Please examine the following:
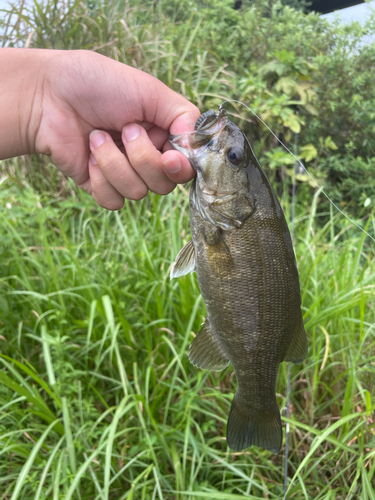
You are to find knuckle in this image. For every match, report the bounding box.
[106,199,124,211]
[131,148,150,167]
[154,183,175,196]
[92,192,124,211]
[91,177,124,210]
[92,192,107,209]
[129,185,148,201]
[99,154,122,174]
[91,174,106,193]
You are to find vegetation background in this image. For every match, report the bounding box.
[0,0,375,498]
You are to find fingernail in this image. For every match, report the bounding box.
[90,130,106,149]
[90,153,97,165]
[163,158,182,174]
[123,124,141,142]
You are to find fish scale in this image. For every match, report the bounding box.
[169,107,307,453]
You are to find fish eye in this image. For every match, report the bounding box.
[227,147,244,167]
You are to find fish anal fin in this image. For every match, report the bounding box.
[170,239,195,279]
[284,322,308,364]
[188,320,229,371]
[226,394,282,453]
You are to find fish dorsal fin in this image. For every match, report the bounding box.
[170,239,196,279]
[189,319,230,371]
[283,322,308,364]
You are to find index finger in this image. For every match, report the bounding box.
[168,108,199,135]
[154,100,199,184]
[161,148,195,185]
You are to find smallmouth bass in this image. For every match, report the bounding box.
[169,108,307,453]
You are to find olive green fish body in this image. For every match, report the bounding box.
[170,108,307,453]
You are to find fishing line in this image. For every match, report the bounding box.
[284,361,291,498]
[218,99,372,495]
[219,99,375,243]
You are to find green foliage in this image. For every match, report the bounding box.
[0,175,375,499]
[1,0,375,497]
[2,0,373,215]
[281,0,312,11]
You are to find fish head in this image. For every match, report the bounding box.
[169,108,249,187]
[169,108,254,229]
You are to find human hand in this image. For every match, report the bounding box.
[1,48,200,209]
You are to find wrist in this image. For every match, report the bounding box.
[0,48,53,159]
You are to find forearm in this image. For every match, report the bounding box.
[0,48,51,159]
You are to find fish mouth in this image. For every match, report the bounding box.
[194,108,226,132]
[169,107,228,162]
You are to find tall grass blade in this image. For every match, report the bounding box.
[10,420,61,500]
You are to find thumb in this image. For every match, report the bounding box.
[131,69,200,134]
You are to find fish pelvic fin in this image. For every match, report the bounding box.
[170,239,195,279]
[188,320,230,371]
[284,322,308,364]
[226,395,282,453]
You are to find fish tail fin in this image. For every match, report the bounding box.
[226,394,282,453]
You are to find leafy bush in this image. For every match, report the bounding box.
[1,0,374,221]
[1,1,375,498]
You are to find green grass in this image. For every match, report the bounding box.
[0,166,374,499]
[1,0,375,496]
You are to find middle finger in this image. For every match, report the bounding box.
[122,124,177,195]
[89,130,148,200]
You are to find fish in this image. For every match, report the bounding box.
[169,107,307,453]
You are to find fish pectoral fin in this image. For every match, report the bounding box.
[203,226,234,271]
[188,320,230,371]
[170,239,196,279]
[283,322,308,364]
